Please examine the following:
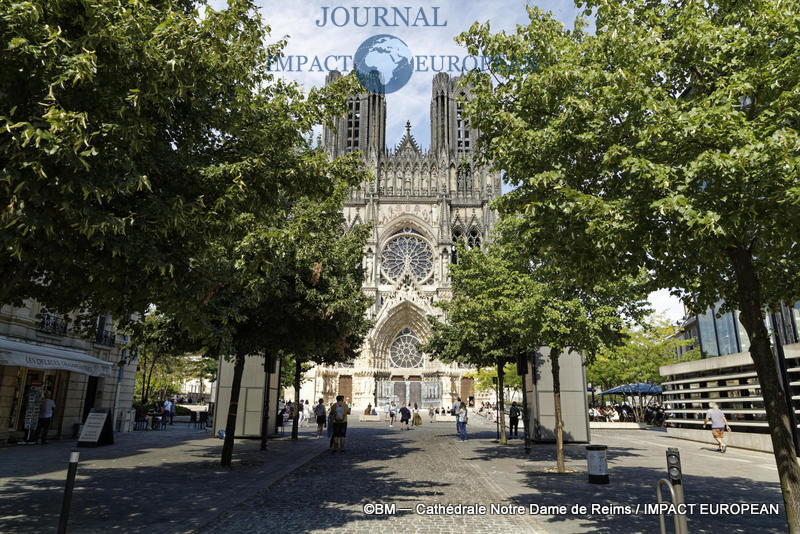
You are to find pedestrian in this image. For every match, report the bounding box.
[298,400,306,427]
[327,401,335,446]
[458,402,468,441]
[163,397,173,425]
[704,402,731,453]
[399,402,411,430]
[314,398,327,438]
[453,397,462,436]
[412,403,422,428]
[428,405,435,423]
[389,401,396,427]
[35,391,56,444]
[330,395,350,452]
[509,401,520,439]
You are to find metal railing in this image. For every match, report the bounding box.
[94,329,116,347]
[40,314,68,336]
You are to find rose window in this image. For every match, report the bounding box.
[389,328,424,368]
[381,228,434,283]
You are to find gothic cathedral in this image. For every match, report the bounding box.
[304,71,502,410]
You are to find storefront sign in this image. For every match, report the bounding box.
[0,337,114,378]
[78,409,114,447]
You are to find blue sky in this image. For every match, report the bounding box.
[207,0,687,323]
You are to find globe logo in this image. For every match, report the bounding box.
[353,34,413,94]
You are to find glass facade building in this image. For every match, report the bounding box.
[661,301,800,438]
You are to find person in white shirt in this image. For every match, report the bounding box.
[163,398,174,424]
[453,397,462,436]
[37,392,56,445]
[298,399,306,427]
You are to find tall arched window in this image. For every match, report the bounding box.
[451,227,463,264]
[467,228,481,249]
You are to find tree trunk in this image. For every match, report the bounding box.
[497,362,507,444]
[551,352,566,473]
[221,354,245,467]
[728,246,800,531]
[291,358,301,440]
[143,359,154,405]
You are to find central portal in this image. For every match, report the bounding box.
[377,379,440,408]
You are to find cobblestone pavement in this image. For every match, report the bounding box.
[200,418,546,534]
[0,422,329,534]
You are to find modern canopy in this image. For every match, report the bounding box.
[598,383,662,395]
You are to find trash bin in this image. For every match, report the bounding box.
[586,444,609,484]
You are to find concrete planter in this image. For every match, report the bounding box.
[590,422,648,430]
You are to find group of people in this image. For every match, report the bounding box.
[588,402,633,423]
[278,400,313,427]
[588,401,668,427]
[134,397,176,430]
[383,401,424,429]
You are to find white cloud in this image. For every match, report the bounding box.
[648,289,686,324]
[247,0,585,149]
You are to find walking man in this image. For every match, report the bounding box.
[453,397,462,436]
[509,401,520,439]
[36,391,56,444]
[704,402,731,452]
[330,395,350,452]
[399,403,411,430]
[457,402,468,441]
[163,397,174,425]
[298,400,306,427]
[314,398,327,438]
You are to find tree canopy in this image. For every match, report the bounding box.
[0,0,360,329]
[457,0,800,524]
[587,315,700,393]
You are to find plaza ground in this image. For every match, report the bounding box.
[0,415,786,533]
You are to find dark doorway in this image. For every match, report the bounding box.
[338,375,353,404]
[461,377,474,406]
[393,381,406,405]
[82,376,98,422]
[409,382,422,407]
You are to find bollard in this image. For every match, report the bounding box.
[665,448,689,534]
[57,448,80,534]
[586,444,609,484]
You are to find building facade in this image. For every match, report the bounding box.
[660,301,800,451]
[0,302,136,444]
[297,72,502,410]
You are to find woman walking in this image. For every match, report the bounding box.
[412,403,422,429]
[389,401,397,428]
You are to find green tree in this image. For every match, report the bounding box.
[124,312,195,406]
[423,244,537,445]
[467,364,523,404]
[458,1,800,524]
[180,185,370,465]
[587,316,700,421]
[0,0,351,327]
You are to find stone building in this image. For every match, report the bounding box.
[295,72,502,410]
[0,302,135,444]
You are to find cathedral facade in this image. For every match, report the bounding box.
[300,72,502,410]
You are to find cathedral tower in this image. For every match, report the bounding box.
[323,70,386,157]
[301,73,501,410]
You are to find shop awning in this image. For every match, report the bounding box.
[0,336,115,378]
